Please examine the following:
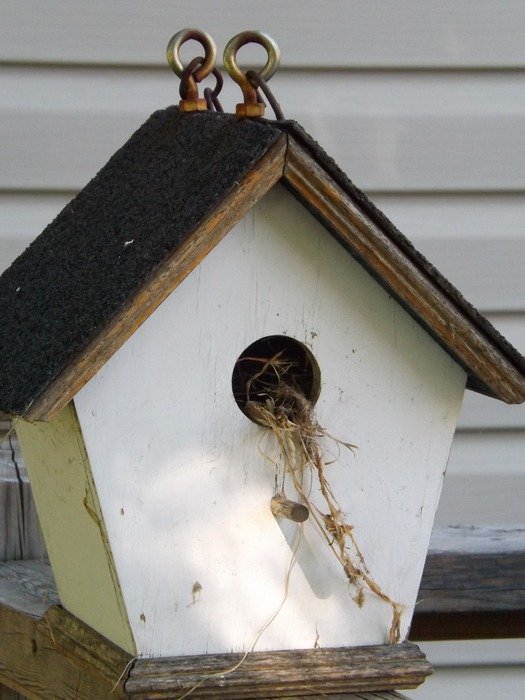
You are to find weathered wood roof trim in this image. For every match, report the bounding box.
[0,109,523,420]
[280,127,525,403]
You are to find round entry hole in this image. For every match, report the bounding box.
[232,335,321,422]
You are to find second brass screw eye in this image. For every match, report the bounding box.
[166,28,281,117]
[223,30,281,117]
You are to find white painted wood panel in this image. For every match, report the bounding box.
[2,1,524,68]
[2,68,524,191]
[74,185,465,656]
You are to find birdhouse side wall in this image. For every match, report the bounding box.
[73,184,467,657]
[15,403,136,653]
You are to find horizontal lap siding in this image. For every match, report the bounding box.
[2,69,525,191]
[2,0,524,67]
[1,4,523,525]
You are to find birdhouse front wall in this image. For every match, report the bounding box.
[64,184,466,657]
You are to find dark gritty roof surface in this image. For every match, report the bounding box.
[0,109,282,415]
[0,109,523,416]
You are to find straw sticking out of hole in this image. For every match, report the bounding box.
[232,335,320,422]
[234,338,405,644]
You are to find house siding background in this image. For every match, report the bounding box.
[1,1,523,696]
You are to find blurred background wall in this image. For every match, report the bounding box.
[1,2,524,697]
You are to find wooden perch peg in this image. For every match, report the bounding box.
[271,495,310,523]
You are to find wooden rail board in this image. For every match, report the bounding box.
[0,437,46,562]
[0,600,132,699]
[1,523,524,696]
[125,644,430,698]
[0,564,427,698]
[410,525,525,640]
[418,525,525,612]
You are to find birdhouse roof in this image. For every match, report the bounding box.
[0,108,523,419]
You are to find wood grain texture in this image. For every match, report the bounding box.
[0,602,132,699]
[412,526,525,640]
[2,0,524,68]
[0,437,46,562]
[283,139,525,404]
[125,643,431,698]
[4,532,523,623]
[417,526,525,614]
[270,496,310,523]
[22,136,286,422]
[0,562,407,698]
[0,560,58,618]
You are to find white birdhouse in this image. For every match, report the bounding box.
[1,31,523,698]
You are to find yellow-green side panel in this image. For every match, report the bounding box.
[16,402,136,654]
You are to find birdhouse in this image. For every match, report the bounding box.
[1,30,524,698]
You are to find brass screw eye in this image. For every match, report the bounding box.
[223,30,281,117]
[166,28,217,112]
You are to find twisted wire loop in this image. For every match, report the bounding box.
[223,31,281,117]
[203,67,224,112]
[246,69,285,121]
[166,28,219,112]
[178,56,205,101]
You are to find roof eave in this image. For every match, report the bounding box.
[282,136,525,404]
[19,128,525,422]
[22,134,287,422]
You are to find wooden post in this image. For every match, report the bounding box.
[270,495,310,523]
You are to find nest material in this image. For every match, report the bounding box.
[244,355,404,644]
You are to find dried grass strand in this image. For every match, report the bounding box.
[245,369,404,644]
[175,525,303,699]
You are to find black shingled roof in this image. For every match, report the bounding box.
[0,108,523,416]
[0,110,282,415]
